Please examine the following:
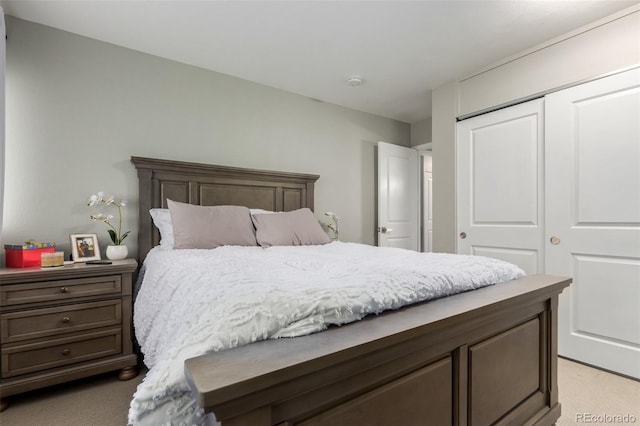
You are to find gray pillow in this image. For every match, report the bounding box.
[252,208,331,247]
[167,200,257,249]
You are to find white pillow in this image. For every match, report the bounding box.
[249,208,277,215]
[149,208,175,249]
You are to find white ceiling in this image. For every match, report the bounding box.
[2,0,637,123]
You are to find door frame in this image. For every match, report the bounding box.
[415,143,433,252]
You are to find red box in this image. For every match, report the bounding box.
[4,243,56,268]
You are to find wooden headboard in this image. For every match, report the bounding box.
[131,157,320,263]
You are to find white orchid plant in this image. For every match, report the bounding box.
[324,212,340,240]
[87,192,131,245]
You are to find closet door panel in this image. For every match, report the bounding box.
[574,86,640,224]
[546,67,640,379]
[456,99,544,275]
[471,118,538,224]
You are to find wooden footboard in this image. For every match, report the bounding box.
[185,275,571,426]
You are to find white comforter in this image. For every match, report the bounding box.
[129,242,525,425]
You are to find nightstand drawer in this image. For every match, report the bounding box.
[1,300,122,344]
[0,275,121,306]
[1,328,122,378]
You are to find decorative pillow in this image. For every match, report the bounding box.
[252,208,331,247]
[167,200,257,249]
[149,208,175,249]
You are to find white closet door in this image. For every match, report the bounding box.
[546,68,640,379]
[457,99,544,274]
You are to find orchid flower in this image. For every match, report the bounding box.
[87,192,131,245]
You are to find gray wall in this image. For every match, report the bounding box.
[431,7,639,253]
[410,117,431,147]
[3,17,410,261]
[431,82,457,254]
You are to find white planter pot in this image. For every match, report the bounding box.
[106,245,128,260]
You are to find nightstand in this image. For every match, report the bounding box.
[0,258,138,411]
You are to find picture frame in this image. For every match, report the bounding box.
[70,233,101,262]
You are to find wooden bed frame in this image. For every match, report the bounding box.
[132,156,571,426]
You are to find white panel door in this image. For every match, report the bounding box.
[377,142,418,250]
[457,99,544,274]
[546,68,640,378]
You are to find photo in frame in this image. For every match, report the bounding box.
[70,233,101,262]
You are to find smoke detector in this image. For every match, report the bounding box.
[347,75,363,86]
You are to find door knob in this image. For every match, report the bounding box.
[377,226,392,234]
[550,236,561,245]
[459,232,467,239]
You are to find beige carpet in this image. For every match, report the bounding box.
[1,358,638,425]
[0,368,144,426]
[556,358,640,425]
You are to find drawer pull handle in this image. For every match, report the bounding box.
[62,349,70,356]
[60,287,69,293]
[61,317,70,323]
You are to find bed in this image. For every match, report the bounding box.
[130,156,571,426]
